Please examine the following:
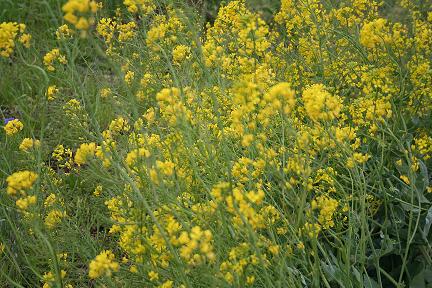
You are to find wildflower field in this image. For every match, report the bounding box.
[1,0,432,287]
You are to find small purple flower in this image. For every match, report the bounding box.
[3,118,15,125]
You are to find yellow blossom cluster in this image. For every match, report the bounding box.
[3,119,23,136]
[0,22,31,57]
[311,195,339,229]
[62,0,102,32]
[88,250,119,279]
[3,0,432,287]
[74,142,97,165]
[19,138,41,152]
[97,17,137,54]
[43,48,67,71]
[177,226,215,265]
[5,171,38,212]
[172,45,191,65]
[15,195,37,210]
[123,0,155,15]
[302,84,342,122]
[45,209,67,229]
[46,85,59,101]
[52,144,74,172]
[56,24,74,39]
[6,171,38,196]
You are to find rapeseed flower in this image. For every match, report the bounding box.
[4,119,23,135]
[19,138,41,151]
[302,84,342,121]
[75,142,97,165]
[43,48,67,71]
[6,171,38,196]
[88,250,119,279]
[0,22,31,57]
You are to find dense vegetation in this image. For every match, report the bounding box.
[1,0,432,287]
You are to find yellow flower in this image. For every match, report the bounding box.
[302,222,322,238]
[45,209,67,229]
[15,195,37,210]
[172,45,191,64]
[159,280,173,288]
[0,22,30,57]
[360,18,390,49]
[43,270,67,288]
[312,195,339,229]
[268,245,280,255]
[264,82,296,115]
[124,0,155,15]
[46,85,59,101]
[302,84,342,121]
[6,171,38,196]
[241,134,254,147]
[19,33,31,48]
[4,119,23,136]
[62,0,102,32]
[400,175,410,185]
[100,88,111,98]
[44,193,57,207]
[43,48,67,71]
[75,142,97,165]
[75,17,90,30]
[88,250,119,279]
[246,275,255,285]
[148,271,159,281]
[125,148,151,169]
[109,116,130,134]
[19,138,41,151]
[118,22,137,42]
[52,144,74,171]
[94,185,103,196]
[347,152,371,168]
[178,226,215,265]
[296,242,305,250]
[63,99,82,117]
[56,24,73,39]
[155,160,175,176]
[124,71,135,85]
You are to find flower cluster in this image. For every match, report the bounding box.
[6,171,38,196]
[19,138,41,152]
[2,0,432,287]
[88,250,120,279]
[0,22,31,57]
[3,119,23,136]
[62,0,102,33]
[43,48,67,71]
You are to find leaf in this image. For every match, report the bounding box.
[352,267,362,284]
[423,207,432,239]
[424,268,432,283]
[363,274,380,288]
[401,202,421,213]
[321,261,344,284]
[416,160,430,196]
[411,270,426,288]
[321,262,338,280]
[379,236,396,256]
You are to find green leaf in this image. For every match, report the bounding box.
[363,274,380,288]
[423,207,432,239]
[416,160,430,196]
[411,270,426,288]
[424,268,432,283]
